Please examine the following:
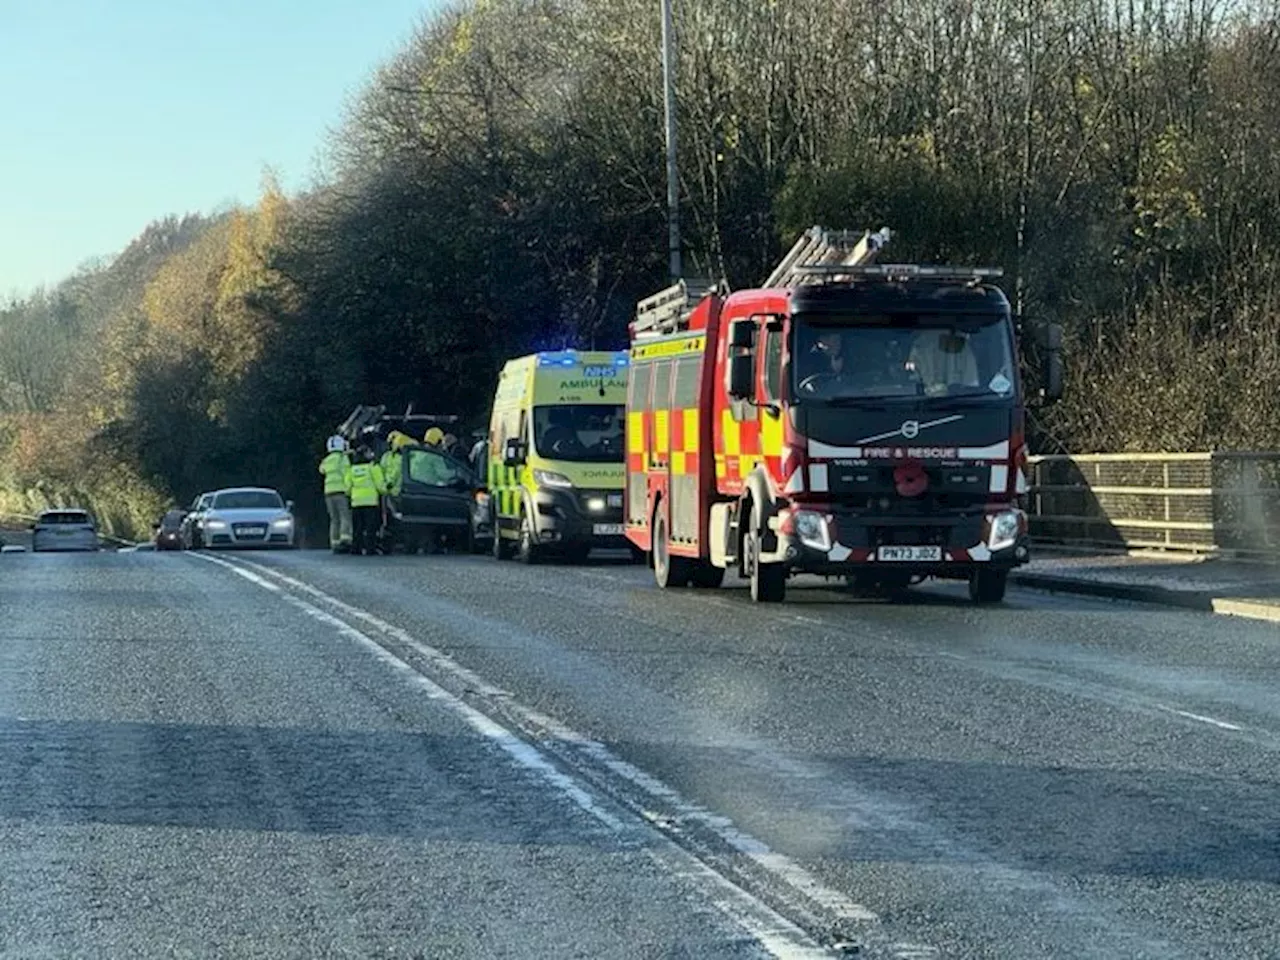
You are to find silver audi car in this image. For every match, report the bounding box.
[31,509,100,552]
[199,487,297,549]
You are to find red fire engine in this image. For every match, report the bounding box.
[624,226,1063,603]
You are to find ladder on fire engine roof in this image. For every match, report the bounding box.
[764,225,893,288]
[768,225,1004,286]
[631,227,897,341]
[632,276,725,341]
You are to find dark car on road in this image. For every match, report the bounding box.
[154,509,186,551]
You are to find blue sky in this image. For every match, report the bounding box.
[1,0,437,297]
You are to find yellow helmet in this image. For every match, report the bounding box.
[424,427,445,446]
[388,430,412,450]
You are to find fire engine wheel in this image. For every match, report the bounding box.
[518,512,542,565]
[968,569,1008,604]
[746,510,786,603]
[652,511,691,588]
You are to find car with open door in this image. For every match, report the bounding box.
[383,442,478,554]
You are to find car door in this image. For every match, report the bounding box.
[399,447,474,526]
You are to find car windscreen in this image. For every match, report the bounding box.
[405,448,472,488]
[212,491,284,510]
[39,512,92,525]
[532,404,625,462]
[792,314,1016,405]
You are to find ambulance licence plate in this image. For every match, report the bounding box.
[877,546,941,562]
[593,523,624,536]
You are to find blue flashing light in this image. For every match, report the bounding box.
[560,357,575,366]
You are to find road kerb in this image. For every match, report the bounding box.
[1210,597,1280,623]
[1011,571,1280,624]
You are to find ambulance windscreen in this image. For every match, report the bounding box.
[532,405,625,462]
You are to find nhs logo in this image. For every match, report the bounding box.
[582,365,616,378]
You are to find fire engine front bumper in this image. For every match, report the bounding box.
[761,506,1032,577]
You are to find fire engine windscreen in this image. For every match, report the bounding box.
[793,315,1015,404]
[533,405,625,462]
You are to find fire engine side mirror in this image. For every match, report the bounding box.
[504,438,527,467]
[728,353,755,400]
[728,318,756,349]
[1041,322,1064,403]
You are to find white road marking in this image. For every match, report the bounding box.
[215,556,891,933]
[1157,705,1243,731]
[193,552,848,959]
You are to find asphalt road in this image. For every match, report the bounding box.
[3,548,1278,959]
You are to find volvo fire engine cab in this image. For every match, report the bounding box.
[624,226,1064,603]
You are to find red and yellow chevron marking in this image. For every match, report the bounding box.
[714,408,784,487]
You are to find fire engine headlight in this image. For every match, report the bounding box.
[987,510,1023,551]
[794,510,832,552]
[533,469,574,489]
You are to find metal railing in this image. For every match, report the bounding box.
[1027,452,1280,559]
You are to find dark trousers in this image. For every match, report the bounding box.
[352,506,381,554]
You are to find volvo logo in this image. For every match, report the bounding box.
[855,414,965,445]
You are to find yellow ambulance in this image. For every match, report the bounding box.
[487,350,629,563]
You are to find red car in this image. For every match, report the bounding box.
[153,509,187,551]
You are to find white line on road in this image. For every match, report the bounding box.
[213,556,896,937]
[193,552,851,960]
[1157,705,1244,731]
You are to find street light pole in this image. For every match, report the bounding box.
[660,0,681,281]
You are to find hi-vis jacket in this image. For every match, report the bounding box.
[319,451,351,495]
[345,462,387,508]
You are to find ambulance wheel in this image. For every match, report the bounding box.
[493,529,515,561]
[746,508,786,603]
[969,569,1008,604]
[518,512,542,565]
[652,511,691,588]
[690,564,725,589]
